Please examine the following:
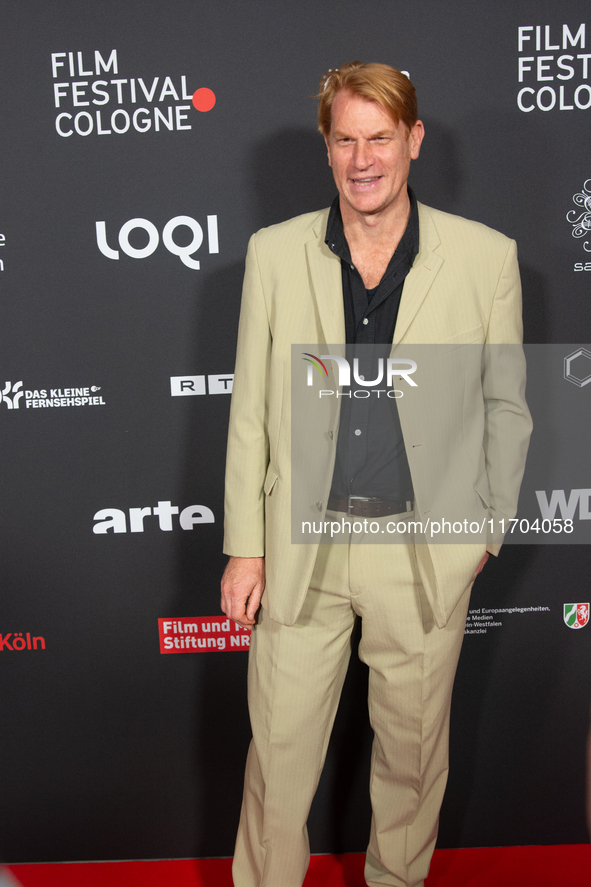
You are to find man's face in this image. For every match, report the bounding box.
[324,89,424,220]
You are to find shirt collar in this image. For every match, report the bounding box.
[325,186,419,264]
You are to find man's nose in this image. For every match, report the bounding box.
[353,141,372,168]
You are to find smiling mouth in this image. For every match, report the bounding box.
[351,176,382,187]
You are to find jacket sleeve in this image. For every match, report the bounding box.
[223,233,272,557]
[482,238,533,553]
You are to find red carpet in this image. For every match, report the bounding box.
[6,844,591,886]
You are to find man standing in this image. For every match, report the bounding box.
[221,62,531,887]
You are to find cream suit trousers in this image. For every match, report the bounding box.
[232,527,472,887]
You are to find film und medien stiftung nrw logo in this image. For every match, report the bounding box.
[0,381,105,411]
[51,48,215,138]
[563,603,589,629]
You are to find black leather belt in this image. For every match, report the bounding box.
[327,495,413,518]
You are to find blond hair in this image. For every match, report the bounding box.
[317,61,417,137]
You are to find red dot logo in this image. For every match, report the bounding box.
[192,88,216,112]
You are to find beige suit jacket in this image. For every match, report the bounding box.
[223,202,532,628]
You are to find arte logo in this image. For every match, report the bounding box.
[302,352,417,398]
[0,632,46,651]
[51,49,216,138]
[517,23,590,113]
[564,348,591,386]
[1,381,105,411]
[158,617,250,653]
[96,215,218,270]
[93,500,214,533]
[563,602,589,628]
[170,374,233,396]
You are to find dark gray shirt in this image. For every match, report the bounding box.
[326,188,418,500]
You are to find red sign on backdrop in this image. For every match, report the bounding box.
[158,616,251,654]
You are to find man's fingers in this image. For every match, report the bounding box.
[475,552,490,575]
[220,556,265,627]
[245,584,264,622]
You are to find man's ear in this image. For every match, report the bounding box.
[324,135,332,168]
[410,120,425,160]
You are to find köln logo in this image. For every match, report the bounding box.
[563,602,589,629]
[567,179,591,252]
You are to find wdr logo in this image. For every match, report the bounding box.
[0,381,24,409]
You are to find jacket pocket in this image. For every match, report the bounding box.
[440,324,484,345]
[474,471,490,508]
[263,464,279,496]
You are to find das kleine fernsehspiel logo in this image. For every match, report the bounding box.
[0,381,105,411]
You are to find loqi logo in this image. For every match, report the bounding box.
[563,603,589,629]
[0,632,46,651]
[96,215,218,269]
[158,617,250,653]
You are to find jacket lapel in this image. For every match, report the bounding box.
[304,203,444,346]
[305,210,346,344]
[393,202,444,344]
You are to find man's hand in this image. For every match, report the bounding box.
[475,552,490,575]
[221,556,265,628]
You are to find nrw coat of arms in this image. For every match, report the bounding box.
[563,603,590,629]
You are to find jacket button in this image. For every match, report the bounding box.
[316,502,323,511]
[328,430,333,439]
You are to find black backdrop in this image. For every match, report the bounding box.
[1,0,590,863]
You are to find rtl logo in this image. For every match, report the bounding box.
[170,374,233,396]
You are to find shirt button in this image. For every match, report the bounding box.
[354,429,362,436]
[362,318,369,325]
[350,264,354,270]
